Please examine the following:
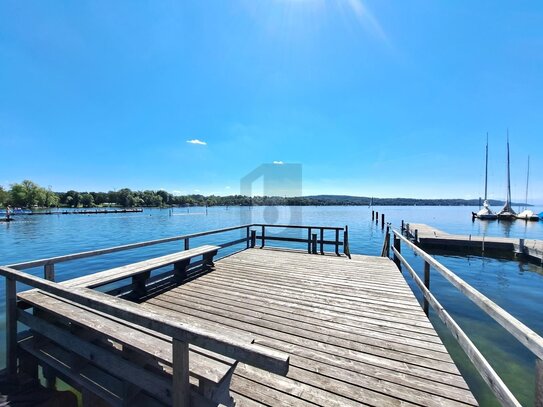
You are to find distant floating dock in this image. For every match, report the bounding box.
[404,222,543,264]
[23,208,143,216]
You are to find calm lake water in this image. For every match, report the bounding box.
[1,205,543,406]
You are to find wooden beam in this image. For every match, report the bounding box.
[536,358,543,407]
[394,229,543,361]
[0,265,289,375]
[172,339,190,407]
[392,246,521,407]
[5,277,16,374]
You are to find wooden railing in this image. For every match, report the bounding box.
[250,224,351,258]
[383,228,543,407]
[0,265,289,407]
[8,223,351,282]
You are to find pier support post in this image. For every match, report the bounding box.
[401,220,404,234]
[372,210,374,221]
[250,230,256,248]
[536,358,543,407]
[261,226,265,248]
[335,229,340,256]
[423,261,430,316]
[414,229,418,243]
[172,339,190,407]
[307,228,312,254]
[246,226,250,249]
[381,214,385,229]
[311,233,317,254]
[44,263,55,281]
[184,238,190,251]
[393,235,401,271]
[5,277,17,375]
[320,228,324,255]
[343,226,351,259]
[375,212,379,224]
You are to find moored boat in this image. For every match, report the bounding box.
[473,134,497,220]
[497,134,517,221]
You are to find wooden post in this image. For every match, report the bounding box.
[246,226,250,249]
[393,235,401,270]
[320,228,324,255]
[371,210,374,221]
[311,233,317,254]
[375,211,379,224]
[423,261,430,316]
[536,358,543,407]
[250,230,256,248]
[384,225,390,258]
[381,213,385,229]
[6,277,17,375]
[44,263,55,281]
[414,229,419,243]
[401,220,405,233]
[307,228,312,254]
[184,238,189,251]
[343,225,351,259]
[172,339,190,407]
[335,229,340,256]
[260,225,265,248]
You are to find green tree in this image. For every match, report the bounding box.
[44,188,60,207]
[80,193,95,208]
[0,186,9,206]
[10,180,45,207]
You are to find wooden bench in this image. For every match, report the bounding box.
[61,245,220,294]
[16,245,242,406]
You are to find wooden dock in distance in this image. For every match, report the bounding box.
[143,248,477,406]
[406,222,543,264]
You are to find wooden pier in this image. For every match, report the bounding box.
[404,223,543,264]
[2,223,542,406]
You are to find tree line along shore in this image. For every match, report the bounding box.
[0,180,525,209]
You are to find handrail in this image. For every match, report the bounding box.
[0,265,290,374]
[390,228,543,406]
[8,224,252,271]
[7,223,351,276]
[393,229,543,360]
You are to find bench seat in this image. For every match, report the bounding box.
[18,290,237,406]
[61,245,220,289]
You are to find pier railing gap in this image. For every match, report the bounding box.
[381,228,543,407]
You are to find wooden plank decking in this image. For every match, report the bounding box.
[142,248,477,406]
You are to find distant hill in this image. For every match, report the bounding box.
[304,195,529,207]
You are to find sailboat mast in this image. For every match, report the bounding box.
[484,133,489,201]
[506,131,512,208]
[524,156,530,209]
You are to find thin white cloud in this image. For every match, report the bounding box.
[187,139,207,145]
[273,161,284,165]
[225,186,231,189]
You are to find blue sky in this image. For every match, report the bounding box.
[1,1,542,201]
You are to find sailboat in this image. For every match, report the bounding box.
[515,156,539,221]
[497,134,517,220]
[472,134,497,220]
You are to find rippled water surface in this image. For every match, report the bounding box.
[1,205,543,405]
